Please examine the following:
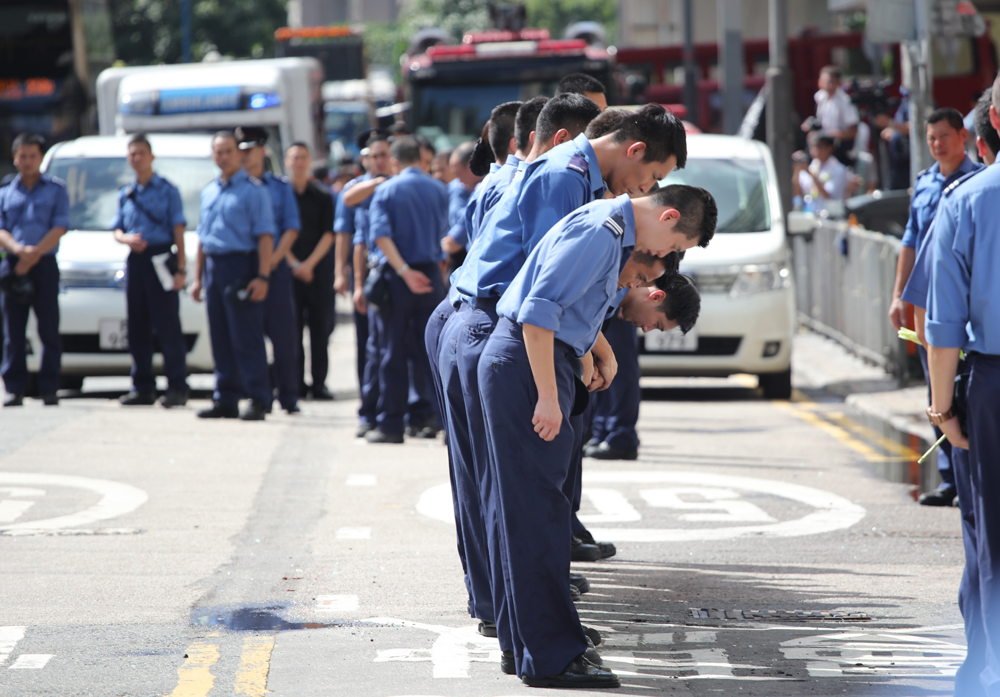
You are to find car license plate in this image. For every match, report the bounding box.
[644,327,698,352]
[99,319,128,350]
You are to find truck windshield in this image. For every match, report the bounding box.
[660,158,771,233]
[414,83,530,149]
[45,157,219,231]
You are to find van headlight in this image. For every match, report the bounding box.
[729,262,791,297]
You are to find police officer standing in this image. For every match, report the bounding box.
[0,132,69,407]
[190,131,276,421]
[237,127,302,414]
[112,134,190,408]
[365,136,449,443]
[285,142,335,400]
[889,108,980,506]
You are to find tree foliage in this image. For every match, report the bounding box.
[108,0,288,65]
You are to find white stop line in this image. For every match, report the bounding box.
[0,473,148,533]
[417,471,865,542]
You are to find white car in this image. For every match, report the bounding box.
[639,134,795,399]
[27,134,220,389]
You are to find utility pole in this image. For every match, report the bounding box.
[907,0,933,183]
[766,0,793,219]
[718,0,744,135]
[682,0,698,126]
[181,0,192,63]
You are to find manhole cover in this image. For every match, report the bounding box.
[691,608,872,621]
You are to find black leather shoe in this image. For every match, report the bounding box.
[416,425,439,439]
[478,621,497,638]
[365,429,404,444]
[159,390,188,408]
[585,441,638,461]
[569,573,590,594]
[570,584,581,602]
[311,385,334,401]
[584,645,603,666]
[356,422,375,438]
[571,535,602,562]
[41,392,59,406]
[119,391,156,406]
[576,529,617,559]
[197,402,239,419]
[919,485,958,507]
[239,399,268,421]
[521,654,620,689]
[501,649,515,675]
[284,403,301,414]
[3,393,24,407]
[582,625,602,646]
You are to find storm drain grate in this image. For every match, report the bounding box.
[690,608,872,621]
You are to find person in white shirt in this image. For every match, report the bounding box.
[793,131,848,215]
[805,65,859,165]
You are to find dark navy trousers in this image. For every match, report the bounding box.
[590,316,641,451]
[125,245,188,394]
[372,264,443,435]
[263,261,300,410]
[0,254,60,394]
[964,353,1000,695]
[479,318,588,678]
[569,398,597,537]
[204,252,272,407]
[359,304,381,426]
[919,345,956,490]
[293,256,331,392]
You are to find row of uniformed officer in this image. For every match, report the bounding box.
[911,79,1000,696]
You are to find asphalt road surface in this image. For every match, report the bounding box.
[0,327,965,697]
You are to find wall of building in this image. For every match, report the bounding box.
[287,0,400,26]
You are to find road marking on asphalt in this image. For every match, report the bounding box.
[578,489,640,523]
[336,527,372,539]
[0,473,148,533]
[777,401,920,463]
[168,639,220,697]
[7,654,53,670]
[368,618,500,678]
[0,627,26,666]
[234,636,275,696]
[0,487,44,523]
[316,595,359,613]
[346,474,377,486]
[418,472,865,541]
[780,626,966,677]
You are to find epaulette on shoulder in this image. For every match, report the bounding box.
[944,167,986,197]
[916,167,931,180]
[566,153,588,176]
[247,174,263,186]
[603,212,625,237]
[45,174,67,187]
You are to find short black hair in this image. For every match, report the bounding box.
[556,73,606,97]
[927,107,966,133]
[585,109,628,139]
[975,90,1000,157]
[648,184,717,248]
[820,65,842,80]
[287,141,310,154]
[535,93,601,145]
[11,132,45,157]
[808,130,835,148]
[312,165,329,180]
[611,104,687,168]
[655,273,700,334]
[489,101,522,161]
[127,133,152,152]
[514,96,548,153]
[414,134,435,155]
[389,122,411,136]
[390,136,421,165]
[453,141,477,168]
[469,122,494,176]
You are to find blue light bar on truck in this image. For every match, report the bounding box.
[249,92,281,109]
[159,86,241,114]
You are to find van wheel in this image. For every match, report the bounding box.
[759,369,792,400]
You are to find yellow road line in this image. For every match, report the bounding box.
[235,635,276,696]
[775,401,884,459]
[167,639,220,697]
[825,411,921,459]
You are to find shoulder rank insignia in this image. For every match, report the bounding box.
[944,167,986,197]
[248,174,263,185]
[603,212,626,237]
[566,153,588,176]
[915,167,931,180]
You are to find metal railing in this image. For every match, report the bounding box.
[790,216,909,381]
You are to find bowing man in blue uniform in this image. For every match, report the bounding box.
[889,107,979,506]
[0,132,69,407]
[479,186,716,687]
[237,127,303,414]
[190,131,276,421]
[924,81,1000,696]
[440,141,483,260]
[112,134,189,408]
[364,136,449,443]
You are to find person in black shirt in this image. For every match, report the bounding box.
[285,142,336,400]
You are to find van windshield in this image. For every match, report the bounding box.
[45,157,219,231]
[660,158,771,233]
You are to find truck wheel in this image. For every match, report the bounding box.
[758,369,792,400]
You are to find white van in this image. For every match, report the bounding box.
[639,134,796,399]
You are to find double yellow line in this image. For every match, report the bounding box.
[166,634,275,697]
